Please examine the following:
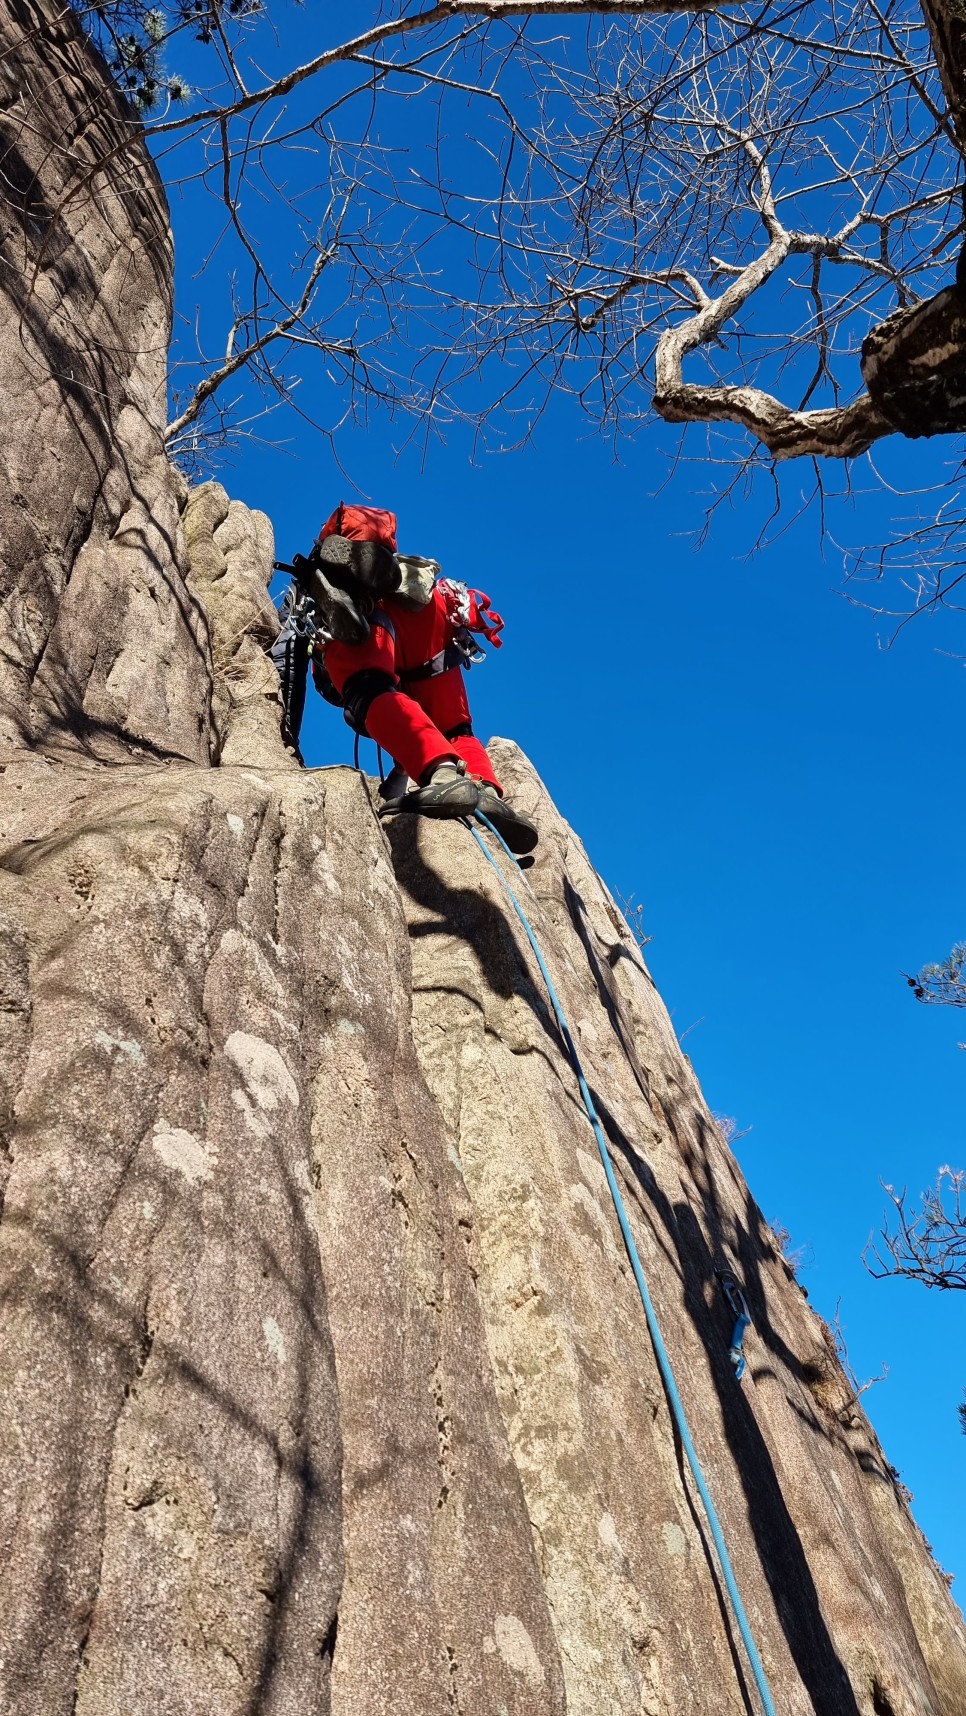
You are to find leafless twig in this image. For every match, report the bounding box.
[865,1168,966,1290]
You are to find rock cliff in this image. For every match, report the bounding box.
[2,3,966,1714]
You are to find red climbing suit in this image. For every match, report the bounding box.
[323,586,503,790]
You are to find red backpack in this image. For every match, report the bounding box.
[319,503,397,553]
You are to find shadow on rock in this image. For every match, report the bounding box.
[592,1085,863,1716]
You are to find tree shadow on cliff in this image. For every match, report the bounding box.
[559,873,653,1104]
[17,436,209,764]
[658,1094,895,1487]
[589,1085,863,1716]
[0,4,171,401]
[0,1117,341,1713]
[0,754,341,1708]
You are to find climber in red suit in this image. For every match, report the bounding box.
[311,505,538,856]
[325,591,497,783]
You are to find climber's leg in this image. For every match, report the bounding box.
[416,674,538,854]
[446,728,503,791]
[327,629,458,785]
[416,671,502,791]
[378,759,411,802]
[343,682,480,816]
[327,639,477,816]
[359,684,459,786]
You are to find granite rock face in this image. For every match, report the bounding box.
[182,482,288,770]
[0,754,344,1716]
[392,756,966,1716]
[2,3,966,1715]
[0,0,210,764]
[0,752,565,1716]
[4,730,966,1716]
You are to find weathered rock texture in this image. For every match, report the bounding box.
[2,3,966,1715]
[182,481,289,769]
[0,0,209,763]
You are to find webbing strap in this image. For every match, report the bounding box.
[398,642,464,685]
[468,812,778,1716]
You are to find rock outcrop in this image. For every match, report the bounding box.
[0,0,209,764]
[2,3,966,1715]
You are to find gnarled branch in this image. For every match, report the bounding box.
[651,135,897,459]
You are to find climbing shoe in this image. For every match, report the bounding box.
[317,533,401,596]
[305,564,370,646]
[395,554,439,610]
[378,762,411,805]
[475,784,539,855]
[385,759,481,820]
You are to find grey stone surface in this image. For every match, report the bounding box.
[0,757,564,1716]
[0,757,344,1715]
[1,4,966,1714]
[182,483,289,770]
[391,746,966,1716]
[0,0,210,765]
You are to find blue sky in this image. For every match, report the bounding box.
[149,2,965,1590]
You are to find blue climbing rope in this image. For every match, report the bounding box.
[469,811,778,1716]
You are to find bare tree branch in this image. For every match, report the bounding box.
[55,0,964,569]
[164,242,336,442]
[143,0,738,142]
[650,136,896,456]
[865,1170,966,1291]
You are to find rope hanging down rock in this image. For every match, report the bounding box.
[469,810,778,1716]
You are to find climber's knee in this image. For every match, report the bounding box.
[341,668,397,735]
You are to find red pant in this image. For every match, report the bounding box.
[324,591,501,790]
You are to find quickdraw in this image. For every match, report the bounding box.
[718,1272,752,1382]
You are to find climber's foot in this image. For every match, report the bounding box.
[377,761,411,799]
[307,566,369,644]
[396,759,481,819]
[475,784,539,855]
[318,533,400,596]
[375,768,410,813]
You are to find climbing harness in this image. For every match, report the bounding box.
[398,637,486,685]
[362,599,491,683]
[718,1273,752,1383]
[468,810,778,1716]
